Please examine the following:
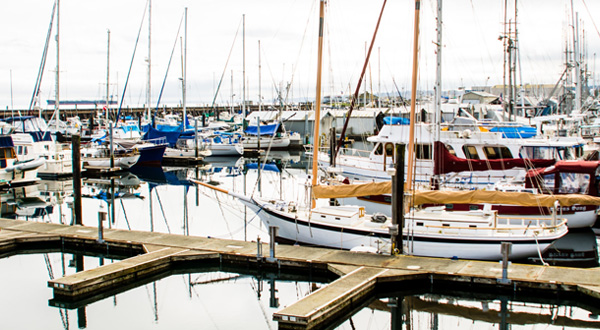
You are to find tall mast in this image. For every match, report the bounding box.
[572,5,581,112]
[258,40,262,112]
[405,0,421,191]
[147,0,152,121]
[311,0,326,208]
[434,0,442,144]
[431,0,442,189]
[55,0,60,122]
[502,0,508,121]
[106,29,110,121]
[242,14,246,120]
[183,7,188,127]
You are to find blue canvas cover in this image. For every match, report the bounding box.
[488,126,537,139]
[142,126,183,147]
[244,123,280,136]
[383,117,410,125]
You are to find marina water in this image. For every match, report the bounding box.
[1,152,599,329]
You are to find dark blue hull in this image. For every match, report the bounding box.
[133,144,167,167]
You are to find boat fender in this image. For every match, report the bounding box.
[370,213,387,223]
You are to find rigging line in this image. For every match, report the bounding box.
[213,191,235,239]
[155,11,185,111]
[281,0,317,108]
[581,0,600,41]
[116,0,149,123]
[29,0,57,111]
[155,190,172,234]
[336,0,388,158]
[120,199,131,230]
[209,18,243,111]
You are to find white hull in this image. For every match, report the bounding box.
[243,136,290,149]
[206,143,243,156]
[238,195,567,261]
[164,147,211,158]
[338,196,597,229]
[83,155,140,169]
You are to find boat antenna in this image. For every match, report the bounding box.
[335,0,387,159]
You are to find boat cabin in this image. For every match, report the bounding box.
[525,160,600,196]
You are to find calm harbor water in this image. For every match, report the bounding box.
[1,152,600,329]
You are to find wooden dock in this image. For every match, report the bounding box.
[1,218,600,329]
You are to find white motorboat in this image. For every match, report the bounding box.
[81,144,140,169]
[321,123,585,188]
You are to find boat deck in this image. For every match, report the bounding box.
[0,218,599,329]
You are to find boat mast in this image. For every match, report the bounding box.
[432,0,442,188]
[434,0,442,147]
[258,40,262,112]
[405,0,421,191]
[242,14,246,120]
[146,0,152,121]
[55,0,60,123]
[311,0,326,208]
[106,29,110,121]
[571,0,581,113]
[182,7,187,128]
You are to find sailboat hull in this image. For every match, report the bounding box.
[241,197,566,261]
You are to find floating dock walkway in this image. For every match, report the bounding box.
[1,218,600,329]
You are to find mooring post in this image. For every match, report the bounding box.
[257,120,261,150]
[390,143,405,254]
[268,226,278,262]
[97,203,107,243]
[194,119,199,158]
[499,242,512,284]
[71,134,82,226]
[257,236,263,260]
[109,122,114,169]
[329,126,336,167]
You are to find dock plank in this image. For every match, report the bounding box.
[274,266,388,326]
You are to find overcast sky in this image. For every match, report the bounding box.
[1,0,599,110]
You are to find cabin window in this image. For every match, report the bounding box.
[519,146,553,160]
[416,222,423,226]
[17,146,23,155]
[555,147,575,160]
[0,148,14,159]
[462,145,480,160]
[483,146,512,159]
[558,173,590,194]
[415,143,432,160]
[445,145,456,156]
[373,143,384,155]
[385,143,395,160]
[542,174,556,193]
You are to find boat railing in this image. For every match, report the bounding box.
[410,215,566,236]
[338,147,371,158]
[145,136,168,145]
